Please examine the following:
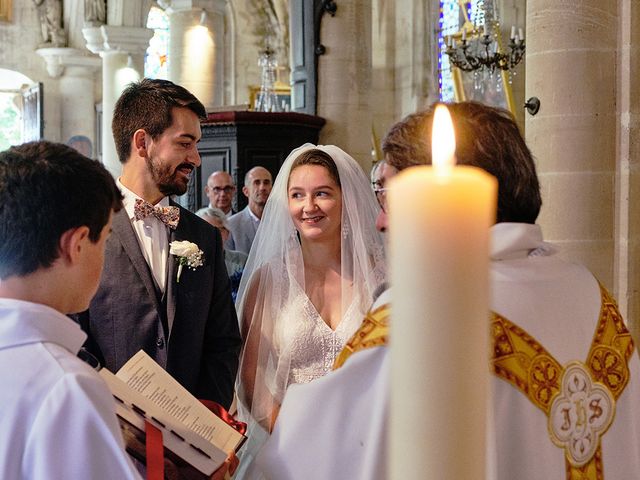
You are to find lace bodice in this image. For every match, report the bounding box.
[275,292,364,388]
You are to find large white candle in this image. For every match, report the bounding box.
[388,105,497,479]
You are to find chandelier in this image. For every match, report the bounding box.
[444,1,525,75]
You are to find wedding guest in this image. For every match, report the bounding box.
[75,78,241,408]
[0,141,142,479]
[255,101,640,479]
[196,206,248,302]
[227,166,273,254]
[205,171,236,217]
[370,158,386,191]
[234,144,386,479]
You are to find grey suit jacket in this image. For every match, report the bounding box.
[76,204,241,408]
[226,206,259,255]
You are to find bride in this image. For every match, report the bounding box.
[234,144,386,478]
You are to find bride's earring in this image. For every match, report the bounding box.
[342,222,349,239]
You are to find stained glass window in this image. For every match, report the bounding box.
[438,1,483,102]
[144,6,169,79]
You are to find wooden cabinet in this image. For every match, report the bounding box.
[180,111,325,212]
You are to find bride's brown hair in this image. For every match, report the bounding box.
[289,148,342,188]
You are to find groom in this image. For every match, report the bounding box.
[76,78,241,408]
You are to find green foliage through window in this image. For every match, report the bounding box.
[0,94,21,152]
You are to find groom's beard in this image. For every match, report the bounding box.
[146,155,193,197]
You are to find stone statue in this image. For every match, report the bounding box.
[84,0,106,26]
[33,0,66,47]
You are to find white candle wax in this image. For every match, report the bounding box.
[388,106,497,480]
[519,28,525,41]
[510,25,516,39]
[462,29,466,41]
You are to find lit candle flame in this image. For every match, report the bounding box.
[431,104,456,176]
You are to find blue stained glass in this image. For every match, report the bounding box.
[144,6,169,79]
[438,1,482,102]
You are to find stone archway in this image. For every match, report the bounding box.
[0,69,38,151]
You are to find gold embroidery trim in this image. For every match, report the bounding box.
[333,303,389,370]
[490,283,633,480]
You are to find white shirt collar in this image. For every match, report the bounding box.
[0,298,87,353]
[490,223,557,261]
[247,205,260,223]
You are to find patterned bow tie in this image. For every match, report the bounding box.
[133,198,180,230]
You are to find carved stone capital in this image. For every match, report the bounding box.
[35,47,100,78]
[164,0,227,15]
[82,25,154,56]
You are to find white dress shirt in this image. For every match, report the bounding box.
[118,180,170,294]
[0,298,142,479]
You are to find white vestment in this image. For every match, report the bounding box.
[255,223,640,479]
[489,222,640,479]
[0,298,141,479]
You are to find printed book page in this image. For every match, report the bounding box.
[115,350,244,453]
[100,368,223,476]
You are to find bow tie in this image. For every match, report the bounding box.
[133,199,180,230]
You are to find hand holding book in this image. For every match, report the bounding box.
[99,350,246,479]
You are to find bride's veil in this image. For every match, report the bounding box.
[234,143,386,478]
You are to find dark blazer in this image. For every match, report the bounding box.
[76,204,241,408]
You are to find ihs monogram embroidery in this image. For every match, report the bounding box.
[491,284,633,480]
[549,362,615,467]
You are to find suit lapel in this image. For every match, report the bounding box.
[165,202,183,335]
[111,209,163,314]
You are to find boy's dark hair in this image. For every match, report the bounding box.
[112,78,207,164]
[0,141,123,278]
[382,101,542,224]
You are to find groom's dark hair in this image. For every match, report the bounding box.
[0,141,122,278]
[112,78,206,164]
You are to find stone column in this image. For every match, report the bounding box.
[166,0,226,109]
[616,0,640,342]
[83,25,153,177]
[317,0,372,170]
[36,48,101,154]
[525,0,617,286]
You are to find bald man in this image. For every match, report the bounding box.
[226,166,273,254]
[205,171,236,217]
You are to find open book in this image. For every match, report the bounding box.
[99,350,246,478]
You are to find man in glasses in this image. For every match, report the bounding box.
[205,171,236,217]
[253,101,640,479]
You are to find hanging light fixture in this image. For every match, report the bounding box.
[444,0,525,77]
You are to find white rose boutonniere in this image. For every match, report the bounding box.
[169,240,204,282]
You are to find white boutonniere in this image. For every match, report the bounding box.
[169,240,204,282]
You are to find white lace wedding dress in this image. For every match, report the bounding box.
[276,288,363,389]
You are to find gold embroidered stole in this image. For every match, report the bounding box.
[491,284,634,479]
[333,302,390,370]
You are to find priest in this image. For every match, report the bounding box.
[254,101,640,479]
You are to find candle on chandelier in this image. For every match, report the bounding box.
[519,28,525,41]
[510,25,516,39]
[388,105,497,479]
